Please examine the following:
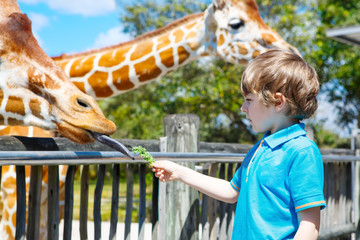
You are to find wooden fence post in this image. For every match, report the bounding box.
[163,114,200,239]
[208,164,218,240]
[156,137,167,240]
[354,128,360,240]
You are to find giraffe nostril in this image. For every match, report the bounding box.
[76,98,92,109]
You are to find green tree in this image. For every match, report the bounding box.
[311,0,360,128]
[121,0,206,37]
[256,0,360,133]
[104,0,358,145]
[102,0,257,143]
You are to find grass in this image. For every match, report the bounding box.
[72,169,154,222]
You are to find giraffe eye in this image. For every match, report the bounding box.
[76,98,91,109]
[229,19,245,30]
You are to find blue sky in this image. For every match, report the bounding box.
[18,0,132,57]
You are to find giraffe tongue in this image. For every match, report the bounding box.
[90,132,135,160]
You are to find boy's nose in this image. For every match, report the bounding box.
[241,104,247,113]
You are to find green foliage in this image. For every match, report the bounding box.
[122,0,207,37]
[104,0,257,143]
[105,0,358,143]
[99,59,257,143]
[310,123,351,149]
[312,0,360,127]
[132,146,155,166]
[258,0,360,128]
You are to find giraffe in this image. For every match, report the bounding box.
[0,0,134,239]
[0,0,300,238]
[52,0,299,100]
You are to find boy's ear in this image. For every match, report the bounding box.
[274,92,286,111]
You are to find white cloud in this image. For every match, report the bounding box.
[27,12,49,32]
[90,26,133,49]
[19,0,116,16]
[26,12,50,49]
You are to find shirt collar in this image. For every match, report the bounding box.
[263,123,307,149]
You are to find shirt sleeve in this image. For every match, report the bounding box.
[288,144,326,212]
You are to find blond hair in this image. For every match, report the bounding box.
[241,49,319,120]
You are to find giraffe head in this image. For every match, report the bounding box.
[204,0,300,64]
[0,0,116,144]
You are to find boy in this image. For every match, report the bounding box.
[152,49,326,239]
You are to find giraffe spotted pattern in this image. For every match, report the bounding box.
[1,0,300,239]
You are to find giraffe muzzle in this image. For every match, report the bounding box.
[90,131,135,160]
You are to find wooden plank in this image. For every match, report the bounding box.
[15,166,26,240]
[208,163,218,240]
[200,142,251,154]
[0,136,160,152]
[151,175,159,240]
[0,152,247,166]
[0,136,354,156]
[124,164,134,240]
[110,164,120,240]
[156,137,167,240]
[63,165,76,240]
[80,165,89,240]
[321,163,328,231]
[355,136,360,240]
[201,164,210,240]
[2,151,359,166]
[164,114,200,240]
[158,181,166,240]
[346,162,352,225]
[218,164,226,239]
[138,164,146,239]
[226,163,235,240]
[94,164,106,240]
[319,223,356,239]
[48,165,59,240]
[339,163,346,225]
[27,166,43,240]
[320,148,355,156]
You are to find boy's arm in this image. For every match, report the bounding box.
[294,207,320,240]
[152,160,239,203]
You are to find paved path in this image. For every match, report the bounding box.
[59,220,152,239]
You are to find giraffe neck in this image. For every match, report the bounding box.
[0,55,55,130]
[54,13,209,99]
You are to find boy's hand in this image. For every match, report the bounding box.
[152,160,182,182]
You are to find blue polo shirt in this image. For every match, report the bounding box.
[230,123,326,239]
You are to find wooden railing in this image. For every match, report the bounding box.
[0,114,358,239]
[0,137,358,239]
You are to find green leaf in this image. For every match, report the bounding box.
[132,146,155,167]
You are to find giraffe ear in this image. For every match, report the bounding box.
[212,0,225,9]
[244,0,259,11]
